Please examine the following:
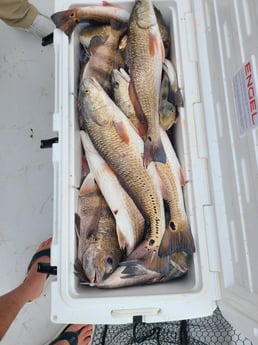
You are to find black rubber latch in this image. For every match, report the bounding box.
[37,262,57,276]
[40,137,58,149]
[133,315,143,324]
[42,32,53,46]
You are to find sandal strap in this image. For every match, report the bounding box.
[27,248,50,273]
[48,326,84,345]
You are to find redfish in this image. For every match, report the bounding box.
[51,3,130,39]
[80,130,145,256]
[127,0,166,166]
[157,129,195,256]
[79,77,169,273]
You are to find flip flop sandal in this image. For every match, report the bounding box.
[25,248,51,303]
[48,324,95,345]
[27,248,51,274]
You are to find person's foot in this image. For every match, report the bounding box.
[51,324,94,345]
[21,238,52,302]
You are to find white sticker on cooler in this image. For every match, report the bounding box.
[233,60,258,134]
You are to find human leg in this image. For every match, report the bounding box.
[0,238,51,340]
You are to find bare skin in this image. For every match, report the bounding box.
[0,238,93,344]
[54,324,93,345]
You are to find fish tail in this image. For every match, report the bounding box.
[144,137,166,167]
[158,220,195,257]
[128,241,170,274]
[51,9,78,39]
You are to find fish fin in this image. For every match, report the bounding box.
[113,120,130,144]
[149,32,160,57]
[156,169,170,200]
[137,121,148,139]
[79,173,96,196]
[121,262,149,277]
[158,220,195,256]
[81,154,90,174]
[144,137,167,167]
[160,41,165,63]
[102,164,116,177]
[128,242,170,274]
[88,35,109,55]
[170,252,189,273]
[102,0,122,8]
[129,82,146,125]
[51,10,78,39]
[116,226,129,255]
[179,167,186,186]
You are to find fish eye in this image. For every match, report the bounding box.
[106,257,113,265]
[114,81,119,89]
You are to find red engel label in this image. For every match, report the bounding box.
[233,59,258,134]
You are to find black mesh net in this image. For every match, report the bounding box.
[91,308,253,345]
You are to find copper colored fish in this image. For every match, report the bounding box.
[80,130,145,256]
[112,68,147,137]
[157,129,195,256]
[51,3,130,39]
[79,77,169,273]
[127,0,166,166]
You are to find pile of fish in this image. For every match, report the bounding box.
[51,0,195,289]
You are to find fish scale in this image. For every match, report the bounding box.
[127,0,166,166]
[79,78,165,260]
[80,130,145,255]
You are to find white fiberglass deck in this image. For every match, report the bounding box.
[0,1,64,344]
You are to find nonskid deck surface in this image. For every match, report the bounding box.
[0,1,64,344]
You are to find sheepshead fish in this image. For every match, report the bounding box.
[81,22,126,96]
[127,0,166,166]
[75,173,122,284]
[88,253,188,289]
[112,68,147,137]
[156,129,195,256]
[79,77,169,273]
[163,58,184,107]
[51,3,130,39]
[159,71,177,130]
[80,130,145,256]
[91,261,162,288]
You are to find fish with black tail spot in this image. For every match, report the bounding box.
[127,0,166,167]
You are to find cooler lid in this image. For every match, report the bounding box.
[191,0,258,342]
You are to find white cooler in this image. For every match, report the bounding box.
[50,0,258,343]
